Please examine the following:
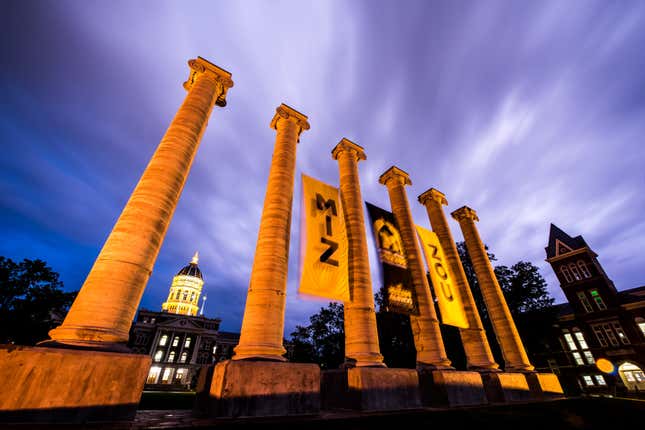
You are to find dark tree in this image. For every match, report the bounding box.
[288,302,345,369]
[375,286,416,368]
[0,257,76,345]
[496,261,555,315]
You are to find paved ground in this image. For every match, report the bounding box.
[3,397,644,429]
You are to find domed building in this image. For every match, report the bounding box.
[128,253,240,390]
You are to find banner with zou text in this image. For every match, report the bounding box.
[298,174,349,302]
[416,225,469,328]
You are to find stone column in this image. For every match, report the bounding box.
[332,138,384,368]
[47,57,233,351]
[451,206,534,372]
[379,167,451,369]
[233,104,310,361]
[418,189,499,371]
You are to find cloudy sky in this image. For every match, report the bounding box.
[2,1,644,334]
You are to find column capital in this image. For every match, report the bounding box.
[183,57,234,107]
[379,166,412,187]
[331,137,366,161]
[418,188,448,207]
[270,103,310,141]
[451,206,479,222]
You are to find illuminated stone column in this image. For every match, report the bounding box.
[379,167,451,369]
[451,206,534,372]
[233,104,310,361]
[332,138,384,368]
[418,189,499,371]
[47,57,233,350]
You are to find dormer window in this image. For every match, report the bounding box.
[569,263,582,281]
[560,266,573,283]
[577,261,591,278]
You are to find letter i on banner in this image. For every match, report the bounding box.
[298,174,349,302]
[416,225,469,328]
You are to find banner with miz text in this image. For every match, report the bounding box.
[298,174,349,302]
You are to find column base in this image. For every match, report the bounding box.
[45,324,131,352]
[0,344,150,424]
[321,367,421,411]
[194,360,320,418]
[525,372,566,400]
[481,371,533,404]
[418,369,488,407]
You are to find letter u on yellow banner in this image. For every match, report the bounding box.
[416,225,469,328]
[298,174,349,302]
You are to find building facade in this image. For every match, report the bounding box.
[544,224,645,396]
[128,254,240,390]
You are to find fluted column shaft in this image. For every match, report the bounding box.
[234,104,309,361]
[452,207,534,372]
[418,190,499,371]
[380,168,451,368]
[48,57,233,349]
[333,139,384,367]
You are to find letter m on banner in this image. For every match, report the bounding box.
[298,174,349,301]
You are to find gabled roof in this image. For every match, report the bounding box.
[545,224,590,259]
[618,285,645,305]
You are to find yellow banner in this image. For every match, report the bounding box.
[416,225,469,328]
[298,174,349,302]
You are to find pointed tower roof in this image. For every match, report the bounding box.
[176,251,203,280]
[545,224,590,259]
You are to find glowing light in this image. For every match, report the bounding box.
[596,358,615,373]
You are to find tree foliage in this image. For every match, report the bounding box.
[0,256,76,345]
[288,302,345,369]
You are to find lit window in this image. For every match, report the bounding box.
[592,325,608,347]
[590,289,607,310]
[634,372,645,382]
[154,350,163,362]
[560,266,573,283]
[183,292,189,301]
[572,352,584,365]
[161,368,172,383]
[147,366,161,384]
[180,352,188,363]
[563,332,578,350]
[190,292,195,302]
[573,329,589,349]
[212,345,218,354]
[594,375,607,386]
[185,337,191,348]
[583,350,595,365]
[172,337,179,347]
[602,324,619,346]
[159,335,168,346]
[636,318,645,338]
[577,292,594,313]
[168,351,175,362]
[582,375,594,386]
[611,322,630,345]
[569,264,582,281]
[577,261,591,278]
[625,372,636,382]
[176,368,186,381]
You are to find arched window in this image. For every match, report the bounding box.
[159,335,168,346]
[560,266,573,283]
[569,263,582,281]
[185,337,191,348]
[577,261,591,278]
[168,351,176,362]
[154,350,163,362]
[180,352,188,363]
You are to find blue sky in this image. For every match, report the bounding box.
[2,1,644,334]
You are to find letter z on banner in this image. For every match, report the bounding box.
[298,174,349,302]
[416,225,469,328]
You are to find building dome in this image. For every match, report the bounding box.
[176,252,203,280]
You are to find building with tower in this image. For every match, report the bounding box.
[128,253,240,390]
[543,224,645,396]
